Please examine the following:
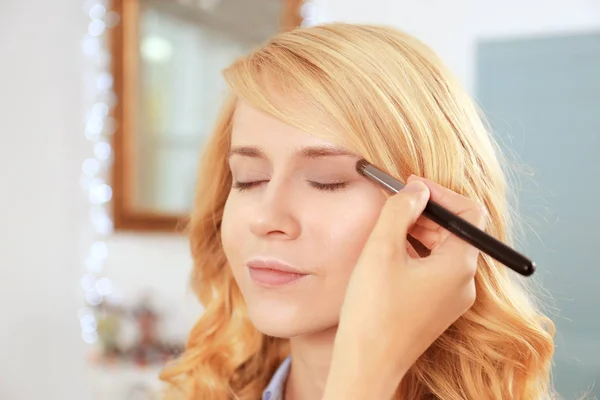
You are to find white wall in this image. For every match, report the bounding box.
[325,0,600,93]
[0,1,89,399]
[0,2,198,398]
[1,0,598,399]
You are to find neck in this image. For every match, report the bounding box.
[284,326,337,400]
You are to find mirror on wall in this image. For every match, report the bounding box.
[110,0,304,231]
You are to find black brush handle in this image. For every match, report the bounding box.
[356,160,535,277]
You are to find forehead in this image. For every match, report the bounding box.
[231,100,346,149]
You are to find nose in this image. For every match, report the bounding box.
[249,182,301,240]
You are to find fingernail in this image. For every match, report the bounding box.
[403,181,427,194]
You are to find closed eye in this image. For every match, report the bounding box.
[232,181,348,192]
[232,180,267,191]
[309,181,348,191]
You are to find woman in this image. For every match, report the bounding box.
[160,23,556,399]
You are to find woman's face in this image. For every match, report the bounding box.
[221,100,386,338]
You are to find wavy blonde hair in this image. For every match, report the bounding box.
[159,23,556,399]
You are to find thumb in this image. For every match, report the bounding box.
[367,180,430,260]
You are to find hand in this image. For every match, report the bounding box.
[323,175,486,400]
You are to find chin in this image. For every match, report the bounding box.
[248,308,303,338]
[247,305,331,338]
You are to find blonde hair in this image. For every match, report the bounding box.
[159,23,556,399]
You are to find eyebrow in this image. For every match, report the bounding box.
[227,145,359,160]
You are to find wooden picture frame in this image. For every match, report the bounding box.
[109,0,305,232]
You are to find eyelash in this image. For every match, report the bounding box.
[232,180,348,192]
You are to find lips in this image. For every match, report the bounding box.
[246,259,308,287]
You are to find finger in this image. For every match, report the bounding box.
[407,175,477,217]
[411,214,451,248]
[411,219,452,246]
[413,214,440,231]
[408,225,443,250]
[407,176,487,261]
[367,180,430,261]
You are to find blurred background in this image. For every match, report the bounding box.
[0,0,598,399]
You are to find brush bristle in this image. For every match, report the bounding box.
[356,159,369,175]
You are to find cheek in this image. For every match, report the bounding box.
[311,191,386,272]
[333,208,380,252]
